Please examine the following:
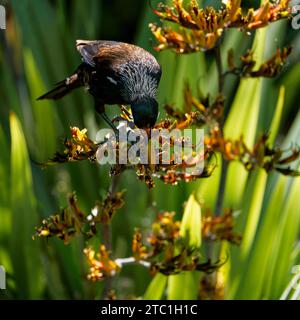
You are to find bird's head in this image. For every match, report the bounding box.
[130,98,158,129]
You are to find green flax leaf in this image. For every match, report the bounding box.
[180,194,202,248]
[10,112,44,298]
[143,273,168,300]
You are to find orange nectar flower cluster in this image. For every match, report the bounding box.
[42,111,215,189]
[204,127,300,176]
[84,245,120,281]
[35,199,239,280]
[227,47,292,78]
[34,191,126,243]
[42,92,300,186]
[202,208,242,245]
[163,84,300,177]
[84,211,231,281]
[33,193,86,244]
[150,0,291,52]
[42,127,99,165]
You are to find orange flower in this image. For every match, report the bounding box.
[150,0,291,52]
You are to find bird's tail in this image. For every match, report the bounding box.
[37,73,82,100]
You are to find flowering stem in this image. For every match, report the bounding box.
[215,45,224,94]
[214,159,228,217]
[102,225,111,252]
[202,42,230,299]
[203,44,229,298]
[214,44,228,217]
[101,174,121,299]
[102,175,120,252]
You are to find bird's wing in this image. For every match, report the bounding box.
[76,40,162,86]
[76,40,127,67]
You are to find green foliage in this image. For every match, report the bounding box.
[167,194,201,300]
[143,273,167,300]
[179,194,202,249]
[9,113,44,298]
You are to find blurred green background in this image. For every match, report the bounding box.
[0,0,300,299]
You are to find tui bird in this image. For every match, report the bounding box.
[37,40,162,129]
